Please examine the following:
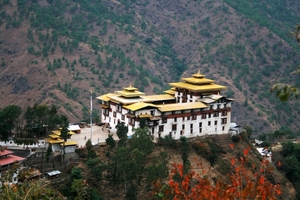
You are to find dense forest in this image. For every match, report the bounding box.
[0,123,294,199]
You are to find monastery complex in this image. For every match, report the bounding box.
[97,71,233,141]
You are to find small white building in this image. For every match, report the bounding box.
[257,147,272,163]
[97,70,234,141]
[60,141,78,153]
[68,125,81,133]
[229,123,242,136]
[46,130,77,153]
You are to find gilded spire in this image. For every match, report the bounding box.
[192,69,205,78]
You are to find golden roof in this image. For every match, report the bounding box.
[100,104,109,108]
[182,77,215,84]
[115,90,145,98]
[123,102,158,111]
[51,130,75,136]
[97,93,115,101]
[164,89,175,95]
[170,70,227,92]
[143,94,175,101]
[68,131,76,135]
[52,130,61,136]
[139,113,152,118]
[109,96,144,105]
[45,138,64,144]
[209,94,223,100]
[49,134,60,139]
[124,84,137,91]
[169,82,227,92]
[158,102,207,112]
[114,84,145,98]
[60,141,78,146]
[192,70,205,78]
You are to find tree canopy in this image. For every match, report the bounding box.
[0,105,22,139]
[271,24,300,101]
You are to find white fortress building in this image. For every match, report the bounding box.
[97,70,233,141]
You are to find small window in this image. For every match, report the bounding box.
[214,121,217,125]
[117,104,122,112]
[121,114,125,120]
[222,110,227,116]
[199,122,202,128]
[213,112,219,117]
[208,121,211,126]
[202,114,206,119]
[221,118,227,124]
[192,114,197,120]
[172,124,177,131]
[210,105,213,110]
[162,117,167,124]
[222,126,225,131]
[187,116,190,120]
[159,125,164,132]
[174,117,177,122]
[113,111,116,117]
[131,118,135,124]
[208,114,211,118]
[200,128,202,133]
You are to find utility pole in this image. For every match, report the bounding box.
[90,90,93,143]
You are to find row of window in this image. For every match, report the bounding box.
[158,118,227,133]
[112,111,227,125]
[109,105,228,118]
[113,111,125,120]
[159,124,227,134]
[162,113,227,124]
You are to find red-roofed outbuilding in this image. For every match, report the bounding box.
[0,150,25,167]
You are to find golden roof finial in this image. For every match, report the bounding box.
[197,69,200,74]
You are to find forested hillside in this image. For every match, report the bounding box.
[0,0,300,134]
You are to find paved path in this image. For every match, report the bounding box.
[69,125,118,147]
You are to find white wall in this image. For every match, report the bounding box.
[64,146,76,153]
[0,140,48,149]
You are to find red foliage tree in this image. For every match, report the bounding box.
[151,145,281,200]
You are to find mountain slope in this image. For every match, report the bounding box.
[0,0,300,134]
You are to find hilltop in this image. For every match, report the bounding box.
[56,132,295,199]
[0,0,300,135]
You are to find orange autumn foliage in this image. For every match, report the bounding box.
[151,145,282,200]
